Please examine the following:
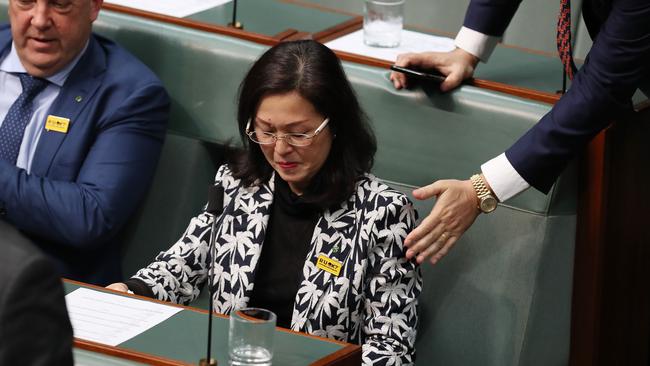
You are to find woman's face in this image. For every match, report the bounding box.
[254,91,333,195]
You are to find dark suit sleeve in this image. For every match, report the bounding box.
[506,0,650,192]
[463,0,523,36]
[0,81,169,247]
[0,257,73,366]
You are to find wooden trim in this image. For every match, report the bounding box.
[310,344,361,366]
[101,3,280,46]
[634,98,650,112]
[275,327,351,347]
[470,78,560,104]
[272,28,300,41]
[570,129,610,366]
[75,339,191,366]
[282,31,313,42]
[312,16,363,43]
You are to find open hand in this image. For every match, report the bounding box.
[404,179,480,264]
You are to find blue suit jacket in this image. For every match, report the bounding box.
[0,25,170,285]
[464,0,650,193]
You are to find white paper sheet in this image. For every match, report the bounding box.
[326,29,455,63]
[65,288,183,347]
[105,0,232,18]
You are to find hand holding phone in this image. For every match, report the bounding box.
[390,65,446,83]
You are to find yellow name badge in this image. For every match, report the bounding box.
[45,115,70,133]
[317,254,342,276]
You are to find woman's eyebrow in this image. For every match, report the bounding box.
[254,117,311,128]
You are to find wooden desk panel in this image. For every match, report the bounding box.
[65,280,361,366]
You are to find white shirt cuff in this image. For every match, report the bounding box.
[455,26,500,62]
[481,153,530,202]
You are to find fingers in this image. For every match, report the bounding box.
[106,282,129,292]
[429,234,457,265]
[415,226,450,264]
[406,219,441,258]
[405,208,440,251]
[405,179,481,265]
[391,52,445,90]
[390,72,406,90]
[412,180,446,200]
[440,71,465,92]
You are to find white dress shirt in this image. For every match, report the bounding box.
[455,26,531,201]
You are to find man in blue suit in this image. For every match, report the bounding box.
[0,0,169,284]
[390,0,650,264]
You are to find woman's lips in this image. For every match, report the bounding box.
[278,162,298,169]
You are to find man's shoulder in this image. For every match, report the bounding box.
[90,32,163,86]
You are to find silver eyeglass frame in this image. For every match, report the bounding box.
[245,117,330,147]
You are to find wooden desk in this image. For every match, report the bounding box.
[64,280,361,366]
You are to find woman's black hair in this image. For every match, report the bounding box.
[230,40,376,208]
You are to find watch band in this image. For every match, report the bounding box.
[470,174,498,213]
[470,174,491,199]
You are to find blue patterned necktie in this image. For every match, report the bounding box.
[0,73,49,164]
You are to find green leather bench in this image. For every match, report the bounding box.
[0,2,576,364]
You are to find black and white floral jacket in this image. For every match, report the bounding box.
[133,165,422,365]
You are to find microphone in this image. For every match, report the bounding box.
[228,0,243,29]
[201,184,224,366]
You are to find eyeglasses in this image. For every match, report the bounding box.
[246,117,330,147]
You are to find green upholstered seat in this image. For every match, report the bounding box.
[117,133,225,276]
[0,2,576,364]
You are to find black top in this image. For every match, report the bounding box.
[247,177,319,328]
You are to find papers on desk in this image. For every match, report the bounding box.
[105,0,232,18]
[325,29,455,63]
[65,288,182,347]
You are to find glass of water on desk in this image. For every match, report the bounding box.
[229,308,276,365]
[363,0,405,48]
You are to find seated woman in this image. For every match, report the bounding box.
[109,40,421,364]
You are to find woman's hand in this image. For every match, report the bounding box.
[404,179,480,264]
[106,282,129,292]
[390,48,479,92]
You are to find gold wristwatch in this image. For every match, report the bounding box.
[470,174,498,213]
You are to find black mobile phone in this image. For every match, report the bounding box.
[390,65,446,83]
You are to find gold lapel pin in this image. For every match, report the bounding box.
[75,95,83,103]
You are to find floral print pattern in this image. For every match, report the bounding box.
[133,165,422,365]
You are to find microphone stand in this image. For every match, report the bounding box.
[228,0,243,29]
[200,185,224,366]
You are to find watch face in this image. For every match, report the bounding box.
[480,196,498,213]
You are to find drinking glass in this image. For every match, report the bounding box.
[228,308,276,366]
[363,0,405,48]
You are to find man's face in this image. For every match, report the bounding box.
[8,0,102,77]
